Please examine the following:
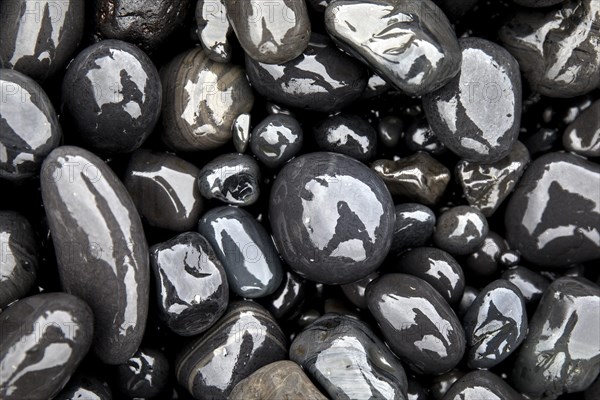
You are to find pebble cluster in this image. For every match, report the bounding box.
[0,0,599,399]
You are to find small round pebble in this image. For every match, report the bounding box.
[563,100,600,157]
[404,118,446,155]
[465,231,508,276]
[434,206,489,255]
[251,114,303,168]
[314,114,377,162]
[116,348,169,399]
[378,116,403,148]
[390,203,436,254]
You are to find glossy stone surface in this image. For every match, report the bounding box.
[262,270,306,319]
[341,272,379,310]
[62,40,161,154]
[196,0,232,62]
[198,153,261,206]
[378,116,403,148]
[501,266,550,307]
[0,0,84,81]
[230,360,327,400]
[0,293,93,400]
[443,370,522,400]
[290,314,408,400]
[372,153,450,206]
[396,247,465,305]
[41,146,149,364]
[0,69,62,182]
[270,152,394,285]
[404,118,446,155]
[390,203,436,254]
[325,0,461,96]
[225,0,310,64]
[176,301,287,400]
[150,232,229,336]
[124,150,203,232]
[198,206,283,298]
[525,127,559,156]
[233,113,251,153]
[161,48,254,151]
[434,206,489,256]
[367,274,466,375]
[505,152,600,267]
[423,37,522,163]
[430,370,466,400]
[245,33,367,112]
[0,211,37,308]
[464,231,508,276]
[116,348,169,399]
[511,277,600,398]
[456,141,530,217]
[314,114,377,162]
[457,286,480,318]
[563,100,600,157]
[499,0,600,98]
[463,280,527,369]
[94,0,190,53]
[251,114,303,168]
[363,72,392,99]
[55,373,113,400]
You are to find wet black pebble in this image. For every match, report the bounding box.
[262,270,306,320]
[464,231,508,276]
[116,348,169,399]
[340,271,379,310]
[442,370,522,400]
[457,286,480,318]
[62,39,162,154]
[404,118,446,155]
[430,370,466,400]
[433,206,489,256]
[390,203,436,255]
[314,114,377,162]
[501,266,550,308]
[196,0,233,62]
[232,113,251,153]
[250,114,303,168]
[563,100,600,157]
[378,116,403,148]
[55,373,113,400]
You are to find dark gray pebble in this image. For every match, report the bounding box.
[314,114,377,162]
[563,100,600,157]
[464,231,508,276]
[442,370,522,400]
[196,0,232,62]
[251,114,303,168]
[433,206,489,255]
[390,203,436,255]
[404,118,446,155]
[116,348,169,399]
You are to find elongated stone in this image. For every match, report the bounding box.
[233,113,251,153]
[0,293,94,400]
[40,146,149,364]
[196,0,232,62]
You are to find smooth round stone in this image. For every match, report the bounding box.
[404,118,446,155]
[55,373,113,400]
[290,314,408,400]
[465,231,508,276]
[373,153,450,206]
[225,0,310,64]
[563,100,600,157]
[230,360,327,400]
[423,37,521,163]
[0,0,84,80]
[457,286,480,318]
[431,370,466,400]
[94,0,190,53]
[198,206,283,298]
[161,47,254,151]
[325,0,461,96]
[62,40,161,154]
[198,153,261,206]
[501,266,550,307]
[116,348,169,399]
[0,211,37,308]
[0,293,93,400]
[499,250,520,268]
[511,277,600,398]
[456,141,530,217]
[390,203,436,254]
[367,274,466,375]
[395,247,465,305]
[124,150,203,232]
[434,206,489,256]
[442,370,522,400]
[251,114,303,168]
[463,280,527,369]
[233,113,251,153]
[512,0,565,6]
[0,69,62,182]
[505,152,600,267]
[245,33,367,113]
[176,301,287,400]
[500,0,600,98]
[196,0,232,62]
[262,270,306,319]
[269,152,394,285]
[149,232,229,336]
[378,116,403,148]
[41,146,149,365]
[314,114,377,162]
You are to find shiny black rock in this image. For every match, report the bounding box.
[262,270,306,320]
[501,266,550,307]
[341,271,379,310]
[245,33,367,113]
[250,114,303,168]
[62,40,162,154]
[55,373,113,400]
[196,0,232,62]
[390,203,436,254]
[41,146,149,365]
[367,274,466,375]
[463,280,527,369]
[404,118,446,155]
[198,206,283,298]
[176,301,287,400]
[464,231,508,277]
[0,0,84,81]
[443,370,522,400]
[563,100,600,157]
[270,152,394,285]
[0,211,38,308]
[150,232,229,336]
[423,37,522,163]
[505,152,600,267]
[433,206,489,256]
[0,69,62,182]
[0,293,94,400]
[314,114,377,162]
[124,149,203,232]
[511,277,600,398]
[290,314,408,400]
[116,348,169,399]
